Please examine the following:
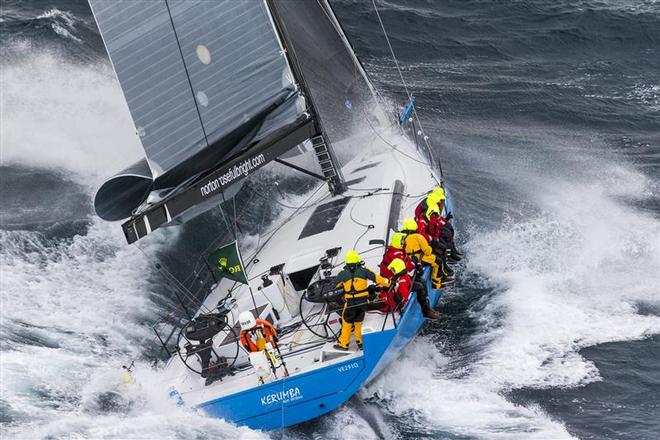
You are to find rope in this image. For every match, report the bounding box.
[244,183,329,265]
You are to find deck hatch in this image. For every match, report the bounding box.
[288,265,320,291]
[298,198,351,239]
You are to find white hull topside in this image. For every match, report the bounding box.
[162,124,443,407]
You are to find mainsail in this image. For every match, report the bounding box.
[91,0,379,243]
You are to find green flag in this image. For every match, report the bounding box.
[208,241,248,285]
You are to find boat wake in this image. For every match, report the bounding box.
[0,52,257,438]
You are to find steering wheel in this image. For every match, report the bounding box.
[299,289,341,341]
[176,313,240,376]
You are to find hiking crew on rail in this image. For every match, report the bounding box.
[331,185,458,350]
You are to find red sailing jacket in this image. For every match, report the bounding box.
[417,215,447,242]
[379,273,413,312]
[379,245,415,278]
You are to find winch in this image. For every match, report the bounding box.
[305,278,343,304]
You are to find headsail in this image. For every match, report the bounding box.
[267,0,379,149]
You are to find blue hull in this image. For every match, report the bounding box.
[195,194,454,430]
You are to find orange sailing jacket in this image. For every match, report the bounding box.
[240,319,277,352]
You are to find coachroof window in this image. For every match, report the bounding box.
[298,198,350,239]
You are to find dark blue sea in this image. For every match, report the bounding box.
[1,1,659,439]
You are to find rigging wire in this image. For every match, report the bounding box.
[316,0,389,107]
[135,244,212,314]
[362,111,430,166]
[232,197,239,237]
[370,0,443,180]
[243,183,329,265]
[371,0,411,100]
[253,187,271,253]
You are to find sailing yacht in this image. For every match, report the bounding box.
[90,0,454,430]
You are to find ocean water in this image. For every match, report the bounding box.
[1,1,659,439]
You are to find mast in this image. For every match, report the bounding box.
[265,0,346,195]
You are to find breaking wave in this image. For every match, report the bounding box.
[35,8,82,43]
[0,53,142,184]
[362,136,660,439]
[0,49,257,438]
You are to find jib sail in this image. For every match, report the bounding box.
[267,0,379,150]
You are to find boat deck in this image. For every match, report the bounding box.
[163,305,399,406]
[161,128,443,413]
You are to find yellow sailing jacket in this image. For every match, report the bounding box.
[335,264,390,298]
[404,233,436,264]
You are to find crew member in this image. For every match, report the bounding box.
[379,232,415,278]
[238,311,278,353]
[334,250,389,351]
[414,187,446,220]
[401,217,444,288]
[414,186,463,261]
[417,204,455,282]
[384,258,440,319]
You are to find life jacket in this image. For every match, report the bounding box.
[335,264,389,299]
[240,319,277,352]
[414,200,428,220]
[379,246,415,278]
[418,215,447,242]
[416,217,433,242]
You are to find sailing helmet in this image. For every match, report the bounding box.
[402,217,418,231]
[430,186,446,200]
[238,311,257,331]
[345,250,361,265]
[389,232,406,249]
[426,204,441,218]
[387,258,407,276]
